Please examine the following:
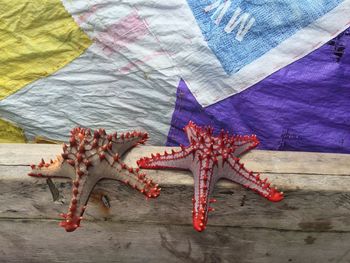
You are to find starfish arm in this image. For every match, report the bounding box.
[223,157,283,202]
[101,153,160,198]
[108,166,160,198]
[59,169,97,232]
[191,156,218,232]
[111,131,149,157]
[184,121,216,145]
[137,146,194,170]
[184,121,201,143]
[83,129,148,158]
[230,135,259,156]
[28,155,75,179]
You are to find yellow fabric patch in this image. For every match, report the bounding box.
[0,0,92,100]
[34,136,62,144]
[0,118,26,143]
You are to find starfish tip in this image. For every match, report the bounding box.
[59,220,79,232]
[137,158,148,168]
[267,191,284,202]
[193,219,206,232]
[192,213,208,232]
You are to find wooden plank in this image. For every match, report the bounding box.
[1,168,350,232]
[1,145,350,230]
[1,220,350,263]
[1,144,350,192]
[3,160,350,191]
[1,144,350,262]
[1,144,350,175]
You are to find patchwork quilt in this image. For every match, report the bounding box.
[1,0,349,153]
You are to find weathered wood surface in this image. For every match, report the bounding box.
[1,144,350,263]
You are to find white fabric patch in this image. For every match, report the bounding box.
[0,0,180,144]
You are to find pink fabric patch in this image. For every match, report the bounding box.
[95,10,149,56]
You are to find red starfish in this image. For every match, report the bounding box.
[137,121,284,232]
[28,127,160,232]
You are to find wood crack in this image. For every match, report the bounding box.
[0,217,349,234]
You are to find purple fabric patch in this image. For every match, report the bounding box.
[167,29,350,154]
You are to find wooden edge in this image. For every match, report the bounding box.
[0,144,350,175]
[1,162,350,192]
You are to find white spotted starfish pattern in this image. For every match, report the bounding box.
[29,127,160,232]
[137,121,284,232]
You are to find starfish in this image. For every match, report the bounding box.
[137,121,284,232]
[28,127,160,232]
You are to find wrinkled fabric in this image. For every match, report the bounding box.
[0,118,26,143]
[1,0,349,150]
[0,1,179,144]
[135,0,350,106]
[0,0,91,100]
[167,29,350,153]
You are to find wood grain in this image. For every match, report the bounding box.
[1,144,350,175]
[1,220,350,263]
[1,144,350,263]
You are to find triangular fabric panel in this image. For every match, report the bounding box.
[0,0,92,100]
[167,28,350,154]
[134,0,350,106]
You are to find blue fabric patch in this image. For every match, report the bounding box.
[187,0,343,74]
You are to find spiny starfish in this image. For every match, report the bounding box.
[137,121,284,232]
[28,127,160,232]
